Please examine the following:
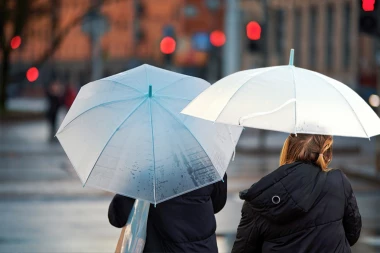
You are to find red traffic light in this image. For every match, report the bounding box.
[246,21,261,40]
[362,0,375,11]
[210,30,226,47]
[10,36,22,49]
[26,67,39,82]
[160,36,176,54]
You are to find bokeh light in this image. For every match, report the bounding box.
[369,94,380,107]
[362,0,375,11]
[26,67,39,82]
[246,21,261,40]
[210,30,226,47]
[160,36,176,54]
[10,36,22,49]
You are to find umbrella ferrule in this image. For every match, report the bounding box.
[148,85,153,97]
[289,48,294,66]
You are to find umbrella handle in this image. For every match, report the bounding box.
[120,199,151,253]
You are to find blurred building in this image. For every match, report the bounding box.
[241,0,377,90]
[7,0,225,92]
[7,0,377,97]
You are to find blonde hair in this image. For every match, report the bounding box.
[279,134,333,172]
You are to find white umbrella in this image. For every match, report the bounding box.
[182,49,380,138]
[56,64,242,204]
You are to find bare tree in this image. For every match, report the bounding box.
[0,0,114,113]
[0,0,31,113]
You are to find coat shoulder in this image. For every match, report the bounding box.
[326,168,345,184]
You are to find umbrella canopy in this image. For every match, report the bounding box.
[56,64,242,204]
[182,49,380,138]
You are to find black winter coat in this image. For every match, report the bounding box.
[108,174,227,253]
[232,162,361,253]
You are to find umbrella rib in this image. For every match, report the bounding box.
[154,95,192,101]
[83,97,148,187]
[239,99,296,124]
[144,65,157,205]
[153,77,191,95]
[312,73,370,138]
[103,79,145,94]
[290,66,298,134]
[148,99,157,206]
[227,125,236,161]
[152,98,224,180]
[56,95,146,134]
[214,67,279,123]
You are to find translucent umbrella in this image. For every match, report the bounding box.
[182,49,380,138]
[56,64,242,204]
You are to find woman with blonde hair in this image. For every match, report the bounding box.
[232,134,361,253]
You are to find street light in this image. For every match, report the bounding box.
[246,21,261,40]
[160,36,176,68]
[10,36,22,49]
[26,67,39,82]
[362,0,376,11]
[160,37,176,54]
[81,10,109,81]
[210,30,226,47]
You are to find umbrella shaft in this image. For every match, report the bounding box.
[121,199,150,253]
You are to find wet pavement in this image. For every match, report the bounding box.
[0,120,380,252]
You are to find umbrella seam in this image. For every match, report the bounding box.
[153,77,191,95]
[144,65,157,205]
[214,67,279,123]
[148,99,157,206]
[82,98,148,188]
[56,95,146,135]
[101,79,145,94]
[152,98,224,180]
[311,72,370,139]
[154,95,192,101]
[290,66,298,134]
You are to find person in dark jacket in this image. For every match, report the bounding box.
[232,134,361,253]
[109,174,227,253]
[46,80,64,141]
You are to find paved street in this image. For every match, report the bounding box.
[0,120,380,252]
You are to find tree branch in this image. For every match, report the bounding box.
[10,0,117,81]
[0,0,9,51]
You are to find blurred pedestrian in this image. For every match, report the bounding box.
[63,82,78,110]
[232,134,361,253]
[109,174,227,253]
[46,79,64,141]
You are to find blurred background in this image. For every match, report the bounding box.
[1,0,380,252]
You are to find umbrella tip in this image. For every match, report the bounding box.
[148,85,152,97]
[289,49,294,66]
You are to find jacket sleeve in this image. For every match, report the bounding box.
[232,201,263,253]
[341,171,362,246]
[108,194,135,228]
[210,173,227,214]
